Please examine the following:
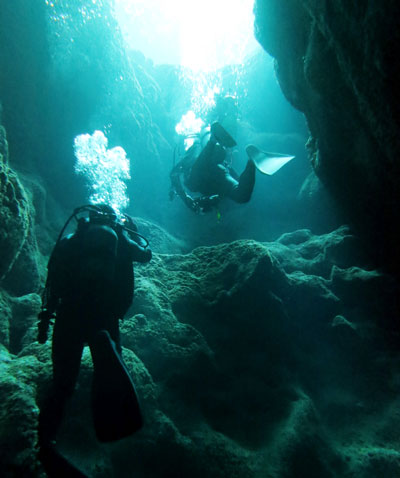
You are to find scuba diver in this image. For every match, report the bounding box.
[170,94,295,215]
[37,204,152,476]
[170,121,255,213]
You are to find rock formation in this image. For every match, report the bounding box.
[254,0,400,273]
[0,126,30,282]
[1,226,399,477]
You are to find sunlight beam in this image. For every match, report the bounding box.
[114,0,258,71]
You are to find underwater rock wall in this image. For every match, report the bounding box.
[0,126,30,282]
[0,125,44,355]
[253,0,400,272]
[0,125,43,297]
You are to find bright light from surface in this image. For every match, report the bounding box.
[114,0,259,71]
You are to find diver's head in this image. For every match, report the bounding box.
[88,204,117,226]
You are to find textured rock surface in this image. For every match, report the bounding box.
[0,126,30,281]
[1,227,399,477]
[135,217,188,255]
[0,345,43,477]
[254,0,400,272]
[0,126,45,297]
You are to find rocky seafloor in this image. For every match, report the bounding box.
[1,222,399,477]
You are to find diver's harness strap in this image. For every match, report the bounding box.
[56,205,150,248]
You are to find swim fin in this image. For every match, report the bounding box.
[90,330,143,442]
[246,144,295,175]
[211,122,237,148]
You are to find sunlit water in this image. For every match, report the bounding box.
[46,0,261,210]
[114,0,260,128]
[114,0,258,71]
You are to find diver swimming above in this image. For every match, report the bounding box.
[170,121,295,214]
[37,204,152,476]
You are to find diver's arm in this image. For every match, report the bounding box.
[121,229,152,263]
[170,168,202,213]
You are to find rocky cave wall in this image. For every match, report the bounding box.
[254,0,400,273]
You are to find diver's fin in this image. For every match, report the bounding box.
[246,144,295,175]
[211,122,237,148]
[38,444,89,478]
[90,330,143,442]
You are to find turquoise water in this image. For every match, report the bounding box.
[0,0,316,242]
[5,3,396,478]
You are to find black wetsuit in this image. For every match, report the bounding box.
[38,219,151,445]
[186,138,255,203]
[172,137,256,212]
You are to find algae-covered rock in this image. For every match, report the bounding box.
[8,293,42,354]
[0,126,30,281]
[0,127,47,296]
[118,226,399,477]
[0,290,12,348]
[135,217,187,254]
[0,345,42,476]
[3,231,43,297]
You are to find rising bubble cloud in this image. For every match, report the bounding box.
[74,130,130,215]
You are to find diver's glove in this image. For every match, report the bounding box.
[37,309,54,344]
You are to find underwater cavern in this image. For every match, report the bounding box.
[0,0,400,477]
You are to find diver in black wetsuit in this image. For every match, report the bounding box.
[170,94,295,214]
[170,121,256,213]
[37,204,151,472]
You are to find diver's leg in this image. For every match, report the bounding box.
[237,160,256,202]
[185,139,217,192]
[226,160,256,203]
[38,313,84,446]
[171,168,201,213]
[214,160,255,203]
